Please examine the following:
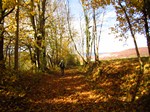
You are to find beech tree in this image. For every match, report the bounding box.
[91,6,106,62]
[80,0,107,63]
[81,0,91,63]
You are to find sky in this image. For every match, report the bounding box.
[69,0,147,53]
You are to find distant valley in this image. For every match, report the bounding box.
[99,47,149,60]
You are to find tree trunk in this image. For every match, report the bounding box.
[80,0,91,63]
[143,0,150,56]
[36,0,47,71]
[29,0,38,69]
[14,0,19,70]
[98,10,105,61]
[8,46,11,68]
[82,6,90,63]
[30,0,47,71]
[92,8,99,62]
[41,0,46,71]
[54,28,58,65]
[79,16,85,64]
[119,1,144,103]
[0,0,4,68]
[0,0,14,69]
[66,0,87,64]
[36,36,41,70]
[0,22,4,68]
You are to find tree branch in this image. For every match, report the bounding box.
[3,8,15,19]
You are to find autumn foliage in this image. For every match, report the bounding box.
[0,57,150,111]
[0,0,150,111]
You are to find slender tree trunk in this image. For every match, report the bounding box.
[55,35,58,64]
[66,0,87,64]
[30,0,37,69]
[143,0,150,56]
[85,15,90,63]
[0,0,4,68]
[98,10,105,60]
[0,22,4,68]
[119,2,144,103]
[79,16,85,64]
[8,46,11,68]
[60,34,63,56]
[14,0,19,70]
[145,0,150,18]
[80,0,91,63]
[83,7,90,63]
[92,8,99,62]
[0,0,14,69]
[36,36,41,70]
[29,0,43,70]
[41,0,46,71]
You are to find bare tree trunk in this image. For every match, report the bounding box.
[98,10,105,60]
[14,0,19,70]
[79,16,85,63]
[82,5,90,63]
[36,35,41,70]
[92,8,99,62]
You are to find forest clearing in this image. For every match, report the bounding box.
[0,57,150,112]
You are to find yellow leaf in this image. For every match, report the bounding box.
[2,0,16,9]
[30,11,36,16]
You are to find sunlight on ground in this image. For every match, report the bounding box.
[33,72,108,105]
[27,62,150,111]
[66,84,86,91]
[39,90,105,104]
[59,75,84,80]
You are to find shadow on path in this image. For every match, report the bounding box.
[27,68,132,112]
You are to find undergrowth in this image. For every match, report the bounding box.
[86,57,150,111]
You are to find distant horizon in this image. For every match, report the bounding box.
[82,46,148,55]
[100,46,148,53]
[82,47,149,60]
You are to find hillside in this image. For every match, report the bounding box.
[99,47,149,60]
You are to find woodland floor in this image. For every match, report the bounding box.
[0,58,150,112]
[27,68,130,112]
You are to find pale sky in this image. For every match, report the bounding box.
[69,0,147,53]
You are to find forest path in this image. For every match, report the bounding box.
[28,68,106,111]
[28,68,127,112]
